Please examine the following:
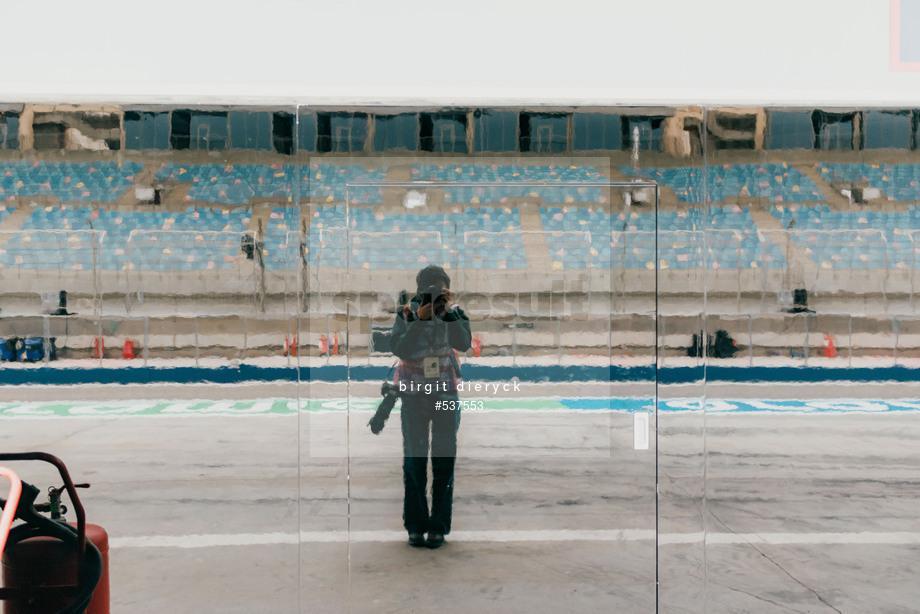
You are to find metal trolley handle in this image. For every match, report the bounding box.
[0,466,22,558]
[0,452,102,614]
[0,452,90,555]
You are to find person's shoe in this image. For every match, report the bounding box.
[425,532,445,549]
[408,533,426,548]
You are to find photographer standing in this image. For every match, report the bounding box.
[388,265,471,549]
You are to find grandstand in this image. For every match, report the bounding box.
[0,104,917,363]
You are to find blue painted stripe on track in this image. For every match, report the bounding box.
[561,398,920,413]
[0,364,917,386]
[0,365,299,386]
[705,365,920,384]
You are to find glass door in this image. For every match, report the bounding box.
[301,157,659,611]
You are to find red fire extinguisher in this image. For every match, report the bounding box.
[122,340,135,360]
[0,452,109,614]
[471,337,482,358]
[318,335,328,355]
[824,334,837,358]
[332,333,339,356]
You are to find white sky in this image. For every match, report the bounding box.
[3,0,918,105]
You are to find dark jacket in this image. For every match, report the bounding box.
[389,295,472,360]
[390,295,471,394]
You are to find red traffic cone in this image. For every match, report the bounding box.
[92,336,104,359]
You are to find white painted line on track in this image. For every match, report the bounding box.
[110,530,920,549]
[704,531,920,546]
[113,532,299,549]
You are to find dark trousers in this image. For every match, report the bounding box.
[400,392,461,535]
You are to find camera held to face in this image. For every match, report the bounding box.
[420,285,449,314]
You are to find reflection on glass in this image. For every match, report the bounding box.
[766,109,815,150]
[814,110,857,151]
[623,115,665,152]
[0,105,302,612]
[124,111,170,151]
[228,110,273,151]
[327,167,658,612]
[382,265,470,549]
[472,110,518,153]
[0,110,21,149]
[864,110,912,150]
[573,113,622,151]
[420,113,468,153]
[1,101,918,612]
[374,114,419,152]
[317,112,368,153]
[520,113,567,153]
[640,105,708,613]
[703,104,920,613]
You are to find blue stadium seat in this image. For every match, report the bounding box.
[412,164,609,204]
[0,161,143,203]
[287,206,526,271]
[10,205,250,271]
[623,163,825,203]
[771,204,918,269]
[155,163,386,205]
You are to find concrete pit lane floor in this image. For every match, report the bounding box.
[1,380,918,613]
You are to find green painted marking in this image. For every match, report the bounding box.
[35,404,73,415]
[270,399,295,415]
[0,397,578,418]
[143,402,178,416]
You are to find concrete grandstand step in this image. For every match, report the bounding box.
[383,165,412,183]
[517,206,552,269]
[249,203,275,236]
[156,179,193,205]
[797,163,850,208]
[0,203,36,232]
[117,161,159,205]
[748,205,811,284]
